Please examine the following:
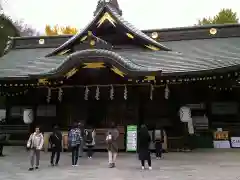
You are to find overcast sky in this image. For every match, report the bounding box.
[2,0,240,33]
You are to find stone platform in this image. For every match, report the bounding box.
[1,147,240,180]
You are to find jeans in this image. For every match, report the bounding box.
[50,147,61,165]
[86,145,94,157]
[108,151,117,164]
[141,159,151,167]
[155,142,162,158]
[71,145,80,165]
[29,149,40,167]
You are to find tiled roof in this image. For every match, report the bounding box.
[0,37,240,79]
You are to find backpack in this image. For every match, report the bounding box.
[154,129,164,142]
[85,129,93,144]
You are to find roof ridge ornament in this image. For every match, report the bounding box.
[94,0,122,16]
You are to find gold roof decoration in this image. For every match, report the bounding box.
[65,68,78,79]
[144,76,156,81]
[80,35,88,42]
[90,40,96,46]
[126,33,134,39]
[88,31,92,36]
[151,32,159,39]
[57,49,71,56]
[145,44,160,51]
[209,28,217,35]
[97,12,117,28]
[111,66,126,77]
[82,62,105,68]
[38,78,48,85]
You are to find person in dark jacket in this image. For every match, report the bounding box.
[138,124,152,170]
[153,125,165,159]
[49,125,62,166]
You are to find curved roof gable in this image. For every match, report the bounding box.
[46,3,171,57]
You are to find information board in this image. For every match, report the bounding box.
[230,137,240,148]
[126,125,137,152]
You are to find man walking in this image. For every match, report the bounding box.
[27,126,44,171]
[84,126,96,159]
[68,122,82,166]
[49,125,62,166]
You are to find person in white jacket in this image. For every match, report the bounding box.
[27,127,44,171]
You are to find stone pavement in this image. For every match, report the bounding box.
[1,147,240,180]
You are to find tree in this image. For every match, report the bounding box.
[198,9,239,25]
[45,25,78,35]
[13,20,39,36]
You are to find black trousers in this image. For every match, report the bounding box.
[86,145,94,157]
[0,144,3,155]
[71,145,80,165]
[141,159,151,167]
[50,147,61,165]
[155,142,162,157]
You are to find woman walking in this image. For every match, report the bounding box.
[84,126,96,159]
[138,125,152,170]
[27,126,44,171]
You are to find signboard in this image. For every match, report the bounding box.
[126,125,137,152]
[230,137,240,148]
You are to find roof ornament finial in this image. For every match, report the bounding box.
[94,0,122,16]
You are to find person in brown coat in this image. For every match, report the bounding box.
[106,122,119,168]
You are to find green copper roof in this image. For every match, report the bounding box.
[0,37,240,79]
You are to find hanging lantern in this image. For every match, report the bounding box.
[179,106,192,122]
[23,109,33,124]
[84,86,89,100]
[150,84,154,100]
[124,85,127,100]
[110,85,114,100]
[164,85,169,99]
[46,88,51,103]
[95,86,100,100]
[58,88,63,102]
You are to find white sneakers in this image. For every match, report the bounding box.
[141,166,152,170]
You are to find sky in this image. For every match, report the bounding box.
[2,0,240,33]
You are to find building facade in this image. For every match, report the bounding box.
[1,0,240,150]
